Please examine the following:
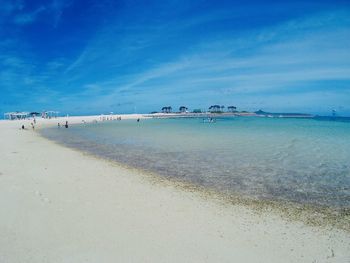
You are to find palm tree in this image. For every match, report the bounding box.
[227,106,237,112]
[161,106,172,113]
[209,105,221,113]
[179,106,188,113]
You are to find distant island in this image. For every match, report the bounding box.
[254,110,315,118]
[151,106,316,118]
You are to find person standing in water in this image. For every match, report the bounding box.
[65,121,68,128]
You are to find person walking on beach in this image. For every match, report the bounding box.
[65,121,68,128]
[31,123,35,130]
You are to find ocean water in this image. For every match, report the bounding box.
[40,117,350,209]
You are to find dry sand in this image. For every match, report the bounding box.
[0,115,349,262]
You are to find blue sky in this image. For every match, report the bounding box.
[0,0,350,116]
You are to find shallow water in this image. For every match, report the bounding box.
[40,117,350,209]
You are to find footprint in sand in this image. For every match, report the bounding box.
[34,190,51,203]
[42,197,51,203]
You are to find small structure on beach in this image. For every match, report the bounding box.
[29,112,41,117]
[332,109,337,117]
[42,111,59,119]
[161,106,172,113]
[4,112,30,120]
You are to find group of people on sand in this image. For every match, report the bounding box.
[21,116,141,131]
[21,119,69,130]
[21,123,35,130]
[99,116,122,121]
[57,121,69,128]
[21,118,36,130]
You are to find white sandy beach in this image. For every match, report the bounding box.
[0,115,349,263]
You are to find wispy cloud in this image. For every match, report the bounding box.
[14,6,46,25]
[1,1,350,115]
[65,10,349,96]
[0,0,24,14]
[9,0,71,26]
[121,11,347,112]
[50,0,72,27]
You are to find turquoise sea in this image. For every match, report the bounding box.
[41,116,350,209]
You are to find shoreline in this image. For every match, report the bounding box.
[39,125,350,232]
[1,115,349,262]
[38,115,350,231]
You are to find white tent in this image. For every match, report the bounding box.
[4,112,30,120]
[42,111,59,119]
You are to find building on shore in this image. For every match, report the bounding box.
[42,111,59,119]
[4,112,30,120]
[4,111,60,120]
